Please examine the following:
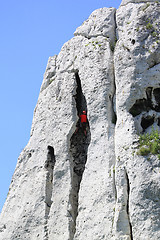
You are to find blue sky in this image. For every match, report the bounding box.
[0,0,121,212]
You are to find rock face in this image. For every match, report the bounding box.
[0,1,160,240]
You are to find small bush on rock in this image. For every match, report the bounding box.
[138,146,150,156]
[137,128,160,158]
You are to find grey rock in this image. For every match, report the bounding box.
[0,1,160,240]
[74,7,116,44]
[121,0,160,6]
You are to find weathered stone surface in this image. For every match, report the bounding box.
[40,55,57,92]
[113,2,160,239]
[121,0,160,6]
[74,7,116,44]
[0,1,160,240]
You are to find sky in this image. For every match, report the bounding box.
[0,0,122,212]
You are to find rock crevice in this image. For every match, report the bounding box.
[44,146,56,240]
[69,72,91,240]
[125,170,133,240]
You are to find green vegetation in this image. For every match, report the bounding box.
[138,146,150,156]
[85,40,102,49]
[49,79,54,84]
[146,22,153,29]
[152,31,157,37]
[137,128,160,159]
[143,21,159,45]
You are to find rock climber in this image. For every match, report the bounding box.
[80,110,87,136]
[75,110,87,136]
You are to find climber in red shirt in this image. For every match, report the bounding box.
[75,110,87,136]
[80,111,87,136]
[80,111,87,123]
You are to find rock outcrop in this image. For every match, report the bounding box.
[0,1,160,239]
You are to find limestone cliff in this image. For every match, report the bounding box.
[0,1,160,239]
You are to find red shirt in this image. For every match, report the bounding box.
[80,114,87,123]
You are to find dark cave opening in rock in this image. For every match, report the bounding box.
[141,116,155,131]
[153,88,160,102]
[129,88,153,117]
[153,88,160,111]
[129,87,160,117]
[129,98,152,117]
[69,72,91,240]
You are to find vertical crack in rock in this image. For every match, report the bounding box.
[110,84,117,202]
[44,146,56,240]
[113,165,117,201]
[112,10,117,203]
[109,85,117,125]
[110,53,117,205]
[125,170,133,240]
[74,72,86,115]
[69,72,91,240]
